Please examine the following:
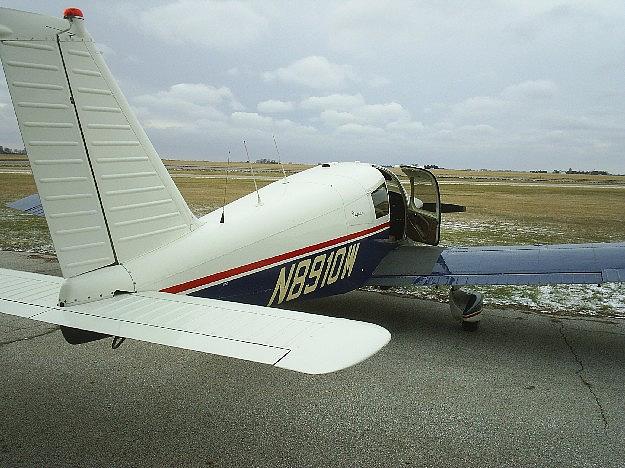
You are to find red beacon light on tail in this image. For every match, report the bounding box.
[63,7,84,19]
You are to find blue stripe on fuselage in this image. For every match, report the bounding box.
[189,229,393,306]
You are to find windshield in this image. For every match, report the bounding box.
[371,183,389,219]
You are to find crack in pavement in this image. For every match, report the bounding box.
[0,326,59,346]
[557,321,609,436]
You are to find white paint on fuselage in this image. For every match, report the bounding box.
[123,162,387,293]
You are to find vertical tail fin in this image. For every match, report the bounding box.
[0,8,197,278]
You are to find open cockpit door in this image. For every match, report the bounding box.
[401,166,441,246]
[374,165,441,246]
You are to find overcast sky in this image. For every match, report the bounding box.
[1,1,624,171]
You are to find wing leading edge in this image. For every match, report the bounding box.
[0,268,390,374]
[366,243,625,287]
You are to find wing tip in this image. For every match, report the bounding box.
[274,320,391,375]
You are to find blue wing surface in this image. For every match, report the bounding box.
[366,243,625,286]
[6,193,44,217]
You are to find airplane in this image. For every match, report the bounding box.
[0,7,623,374]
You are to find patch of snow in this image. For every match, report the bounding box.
[364,283,625,318]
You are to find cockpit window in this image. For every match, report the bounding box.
[371,183,389,219]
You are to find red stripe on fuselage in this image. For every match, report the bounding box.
[160,222,390,294]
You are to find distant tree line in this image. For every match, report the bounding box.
[0,145,26,154]
[550,169,611,175]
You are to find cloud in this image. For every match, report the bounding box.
[162,83,242,109]
[300,93,366,111]
[542,113,625,132]
[457,124,498,136]
[356,102,411,125]
[133,83,243,129]
[230,112,316,134]
[257,100,294,113]
[303,94,415,129]
[368,75,391,88]
[262,56,355,89]
[330,0,422,55]
[502,80,558,100]
[128,81,317,157]
[336,123,385,136]
[450,80,558,120]
[319,110,356,126]
[231,111,273,129]
[451,96,509,118]
[386,120,425,132]
[139,0,268,50]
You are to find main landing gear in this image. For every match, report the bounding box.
[449,286,483,331]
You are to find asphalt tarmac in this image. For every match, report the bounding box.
[1,251,624,467]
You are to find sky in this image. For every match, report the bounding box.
[1,1,624,172]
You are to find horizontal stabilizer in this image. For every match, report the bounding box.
[6,193,44,217]
[0,268,390,374]
[368,242,625,286]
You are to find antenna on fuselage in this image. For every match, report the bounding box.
[220,150,231,224]
[272,133,287,180]
[243,140,262,205]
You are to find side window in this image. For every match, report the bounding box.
[371,183,389,219]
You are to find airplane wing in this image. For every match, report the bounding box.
[6,193,44,217]
[366,242,625,287]
[0,268,390,374]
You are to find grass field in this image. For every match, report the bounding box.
[439,183,625,245]
[1,161,624,317]
[2,160,625,251]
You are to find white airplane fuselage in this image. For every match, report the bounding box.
[126,162,393,307]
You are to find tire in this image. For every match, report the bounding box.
[461,320,479,332]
